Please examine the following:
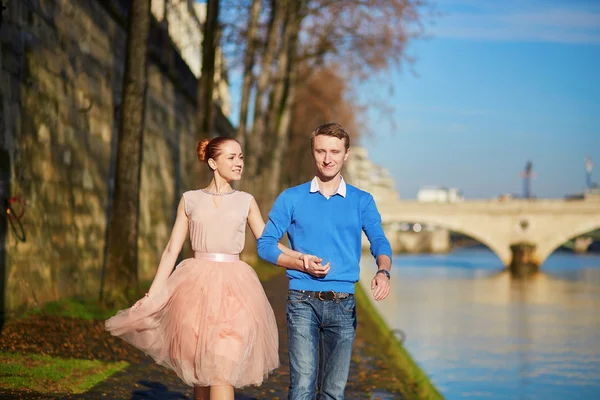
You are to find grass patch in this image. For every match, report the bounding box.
[355,284,444,400]
[19,280,156,321]
[17,257,283,322]
[0,352,128,394]
[23,298,121,321]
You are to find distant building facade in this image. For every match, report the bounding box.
[417,186,464,203]
[564,186,600,202]
[585,187,600,201]
[151,0,231,116]
[343,146,399,204]
[343,148,452,254]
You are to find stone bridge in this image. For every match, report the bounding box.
[376,198,600,271]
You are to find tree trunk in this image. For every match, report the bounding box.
[245,0,287,180]
[235,0,262,151]
[101,0,151,307]
[267,0,303,202]
[0,8,8,330]
[263,2,294,164]
[256,3,292,177]
[198,0,220,139]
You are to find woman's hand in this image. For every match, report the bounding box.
[132,293,149,309]
[300,254,330,277]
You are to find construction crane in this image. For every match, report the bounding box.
[520,161,537,199]
[586,155,593,189]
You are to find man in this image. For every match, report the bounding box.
[257,122,393,400]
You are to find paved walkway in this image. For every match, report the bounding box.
[0,273,405,399]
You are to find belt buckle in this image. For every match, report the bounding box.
[318,290,335,301]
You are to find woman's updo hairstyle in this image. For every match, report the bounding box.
[196,137,238,165]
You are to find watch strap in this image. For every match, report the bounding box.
[376,269,391,279]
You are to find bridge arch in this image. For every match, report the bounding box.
[536,220,600,264]
[385,216,512,266]
[380,199,600,270]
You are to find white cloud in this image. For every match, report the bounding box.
[504,9,600,29]
[428,1,600,44]
[398,104,493,117]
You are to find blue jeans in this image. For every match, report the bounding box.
[286,290,357,400]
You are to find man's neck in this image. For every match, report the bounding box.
[316,174,342,196]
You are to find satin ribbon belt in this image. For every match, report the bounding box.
[194,252,240,262]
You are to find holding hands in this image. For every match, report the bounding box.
[299,254,330,277]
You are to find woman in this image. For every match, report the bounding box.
[105,137,307,400]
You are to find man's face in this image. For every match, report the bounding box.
[312,135,349,180]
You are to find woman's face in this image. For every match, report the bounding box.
[209,140,244,181]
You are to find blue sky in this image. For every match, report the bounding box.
[227,0,600,199]
[357,0,600,199]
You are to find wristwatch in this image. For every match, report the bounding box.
[376,269,391,280]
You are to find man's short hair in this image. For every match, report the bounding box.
[310,123,350,151]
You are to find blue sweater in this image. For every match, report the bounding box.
[257,181,392,293]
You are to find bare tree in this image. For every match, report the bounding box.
[221,0,428,200]
[102,0,151,307]
[300,0,426,78]
[198,0,221,139]
[273,0,426,191]
[235,0,262,150]
[245,0,287,180]
[266,0,304,201]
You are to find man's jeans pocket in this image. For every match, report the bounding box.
[338,295,356,314]
[287,290,310,304]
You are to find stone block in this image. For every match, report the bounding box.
[78,72,103,105]
[38,0,60,21]
[31,10,60,47]
[37,47,64,77]
[1,44,24,75]
[6,0,30,27]
[53,7,85,44]
[2,73,20,103]
[36,122,51,143]
[87,34,112,65]
[72,188,84,207]
[57,97,78,127]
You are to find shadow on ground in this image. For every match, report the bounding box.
[128,381,256,400]
[1,273,406,399]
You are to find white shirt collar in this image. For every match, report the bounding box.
[310,176,347,199]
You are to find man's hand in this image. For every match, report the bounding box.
[300,254,330,277]
[371,272,390,301]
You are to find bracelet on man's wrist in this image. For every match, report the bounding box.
[376,269,391,280]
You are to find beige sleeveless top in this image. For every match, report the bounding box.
[182,190,254,255]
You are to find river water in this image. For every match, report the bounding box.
[359,247,600,399]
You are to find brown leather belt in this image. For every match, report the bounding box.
[291,289,351,301]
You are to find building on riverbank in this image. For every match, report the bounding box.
[151,0,231,116]
[344,147,452,254]
[343,146,400,205]
[417,186,464,203]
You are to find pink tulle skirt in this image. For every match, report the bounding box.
[105,257,279,388]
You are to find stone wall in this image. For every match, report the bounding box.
[0,0,231,316]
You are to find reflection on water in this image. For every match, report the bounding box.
[360,248,600,400]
